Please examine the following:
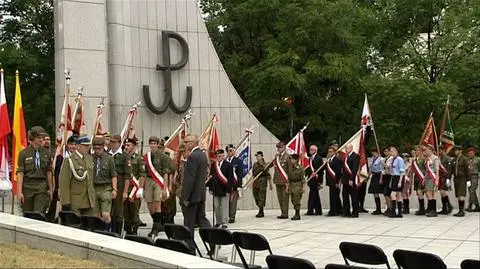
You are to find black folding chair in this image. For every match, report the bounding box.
[80,215,105,231]
[58,211,82,228]
[232,231,273,269]
[94,230,121,238]
[154,238,195,255]
[199,227,239,263]
[393,249,447,269]
[124,234,154,245]
[23,211,47,221]
[461,259,480,269]
[325,264,369,269]
[164,223,202,257]
[339,241,391,269]
[266,254,316,269]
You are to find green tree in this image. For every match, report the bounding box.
[0,0,55,134]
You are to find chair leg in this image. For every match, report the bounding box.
[194,242,203,258]
[249,250,256,265]
[231,245,236,263]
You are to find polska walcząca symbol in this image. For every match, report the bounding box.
[143,31,192,114]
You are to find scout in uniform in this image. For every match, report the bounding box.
[411,146,427,215]
[16,126,53,213]
[92,136,117,227]
[466,147,480,212]
[449,145,470,217]
[108,134,132,234]
[270,141,291,219]
[124,137,146,234]
[252,151,272,218]
[144,136,170,237]
[368,147,384,215]
[225,144,243,224]
[287,154,306,220]
[401,153,411,214]
[382,147,393,216]
[388,147,406,218]
[423,144,440,217]
[437,146,453,215]
[59,134,96,215]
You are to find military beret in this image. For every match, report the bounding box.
[149,136,160,143]
[125,137,138,145]
[110,134,122,143]
[225,144,236,151]
[92,136,105,146]
[29,126,46,139]
[276,141,286,148]
[467,147,476,153]
[255,151,263,156]
[76,134,91,145]
[291,153,299,160]
[216,149,225,154]
[67,134,78,144]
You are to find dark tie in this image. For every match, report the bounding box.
[35,150,40,169]
[96,158,101,176]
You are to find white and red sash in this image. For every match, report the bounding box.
[425,158,439,187]
[214,161,229,186]
[343,155,352,176]
[412,158,425,185]
[326,157,336,179]
[308,154,318,179]
[273,155,288,184]
[144,152,166,189]
[129,175,140,198]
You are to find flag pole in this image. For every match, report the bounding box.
[438,96,449,154]
[364,93,381,153]
[235,126,254,149]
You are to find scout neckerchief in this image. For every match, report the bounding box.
[273,153,288,184]
[68,151,88,181]
[425,155,439,187]
[326,156,336,179]
[214,160,229,185]
[144,151,166,189]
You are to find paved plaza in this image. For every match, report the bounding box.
[140,209,480,268]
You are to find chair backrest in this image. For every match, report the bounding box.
[94,230,121,238]
[199,227,234,246]
[461,259,480,269]
[325,264,369,269]
[59,211,82,227]
[164,224,192,241]
[393,249,447,269]
[154,238,195,255]
[23,211,46,222]
[339,241,390,268]
[80,215,105,231]
[124,234,154,245]
[232,231,272,253]
[266,254,316,269]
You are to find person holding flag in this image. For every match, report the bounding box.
[270,141,291,219]
[342,144,360,218]
[305,145,324,216]
[225,144,243,224]
[324,146,343,216]
[287,154,306,220]
[252,151,272,218]
[437,145,453,215]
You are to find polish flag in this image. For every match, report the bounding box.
[0,70,12,191]
[286,127,309,168]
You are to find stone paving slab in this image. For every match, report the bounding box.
[140,208,480,268]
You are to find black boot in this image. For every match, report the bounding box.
[473,203,480,212]
[291,209,300,220]
[388,201,397,218]
[158,213,165,232]
[395,201,403,218]
[359,200,368,213]
[426,200,438,217]
[454,200,465,217]
[403,199,410,214]
[438,196,448,214]
[415,198,426,215]
[148,213,161,238]
[466,203,473,212]
[256,207,264,218]
[372,197,382,215]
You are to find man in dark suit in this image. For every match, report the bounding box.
[225,144,243,223]
[324,146,343,216]
[342,144,360,218]
[207,149,234,228]
[305,145,324,215]
[181,134,212,250]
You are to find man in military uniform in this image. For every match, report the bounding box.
[287,154,306,220]
[144,136,170,238]
[108,134,132,234]
[124,137,146,234]
[270,141,291,219]
[466,147,480,212]
[411,146,427,215]
[16,126,53,213]
[449,145,470,217]
[92,136,117,228]
[59,134,96,215]
[437,146,453,215]
[225,144,243,224]
[252,151,272,218]
[423,144,440,217]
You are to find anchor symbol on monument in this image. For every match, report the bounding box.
[143,30,192,114]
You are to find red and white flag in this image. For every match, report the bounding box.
[358,94,373,183]
[337,129,364,184]
[0,70,12,191]
[286,124,309,168]
[199,114,220,161]
[165,111,192,158]
[119,102,141,147]
[72,91,86,135]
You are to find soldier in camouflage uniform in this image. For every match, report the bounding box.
[252,151,272,218]
[59,135,96,215]
[16,126,53,213]
[437,146,453,215]
[269,141,291,219]
[92,136,117,228]
[466,147,480,212]
[108,134,132,234]
[287,154,306,220]
[124,137,146,234]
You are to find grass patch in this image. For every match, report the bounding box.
[0,242,113,268]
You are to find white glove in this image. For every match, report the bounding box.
[446,179,451,187]
[467,181,472,188]
[136,188,144,198]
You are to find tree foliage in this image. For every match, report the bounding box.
[201,0,480,151]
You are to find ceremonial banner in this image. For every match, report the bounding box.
[358,94,373,183]
[337,129,364,184]
[199,115,220,160]
[438,96,454,154]
[286,124,309,168]
[12,71,27,194]
[119,102,140,148]
[419,113,438,152]
[235,132,252,180]
[0,70,12,191]
[165,111,192,159]
[72,91,86,135]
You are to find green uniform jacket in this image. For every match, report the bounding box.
[449,154,470,180]
[59,151,95,209]
[288,164,305,194]
[252,160,270,188]
[468,156,479,175]
[272,152,291,186]
[93,153,116,184]
[146,151,171,178]
[17,145,52,189]
[130,152,146,191]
